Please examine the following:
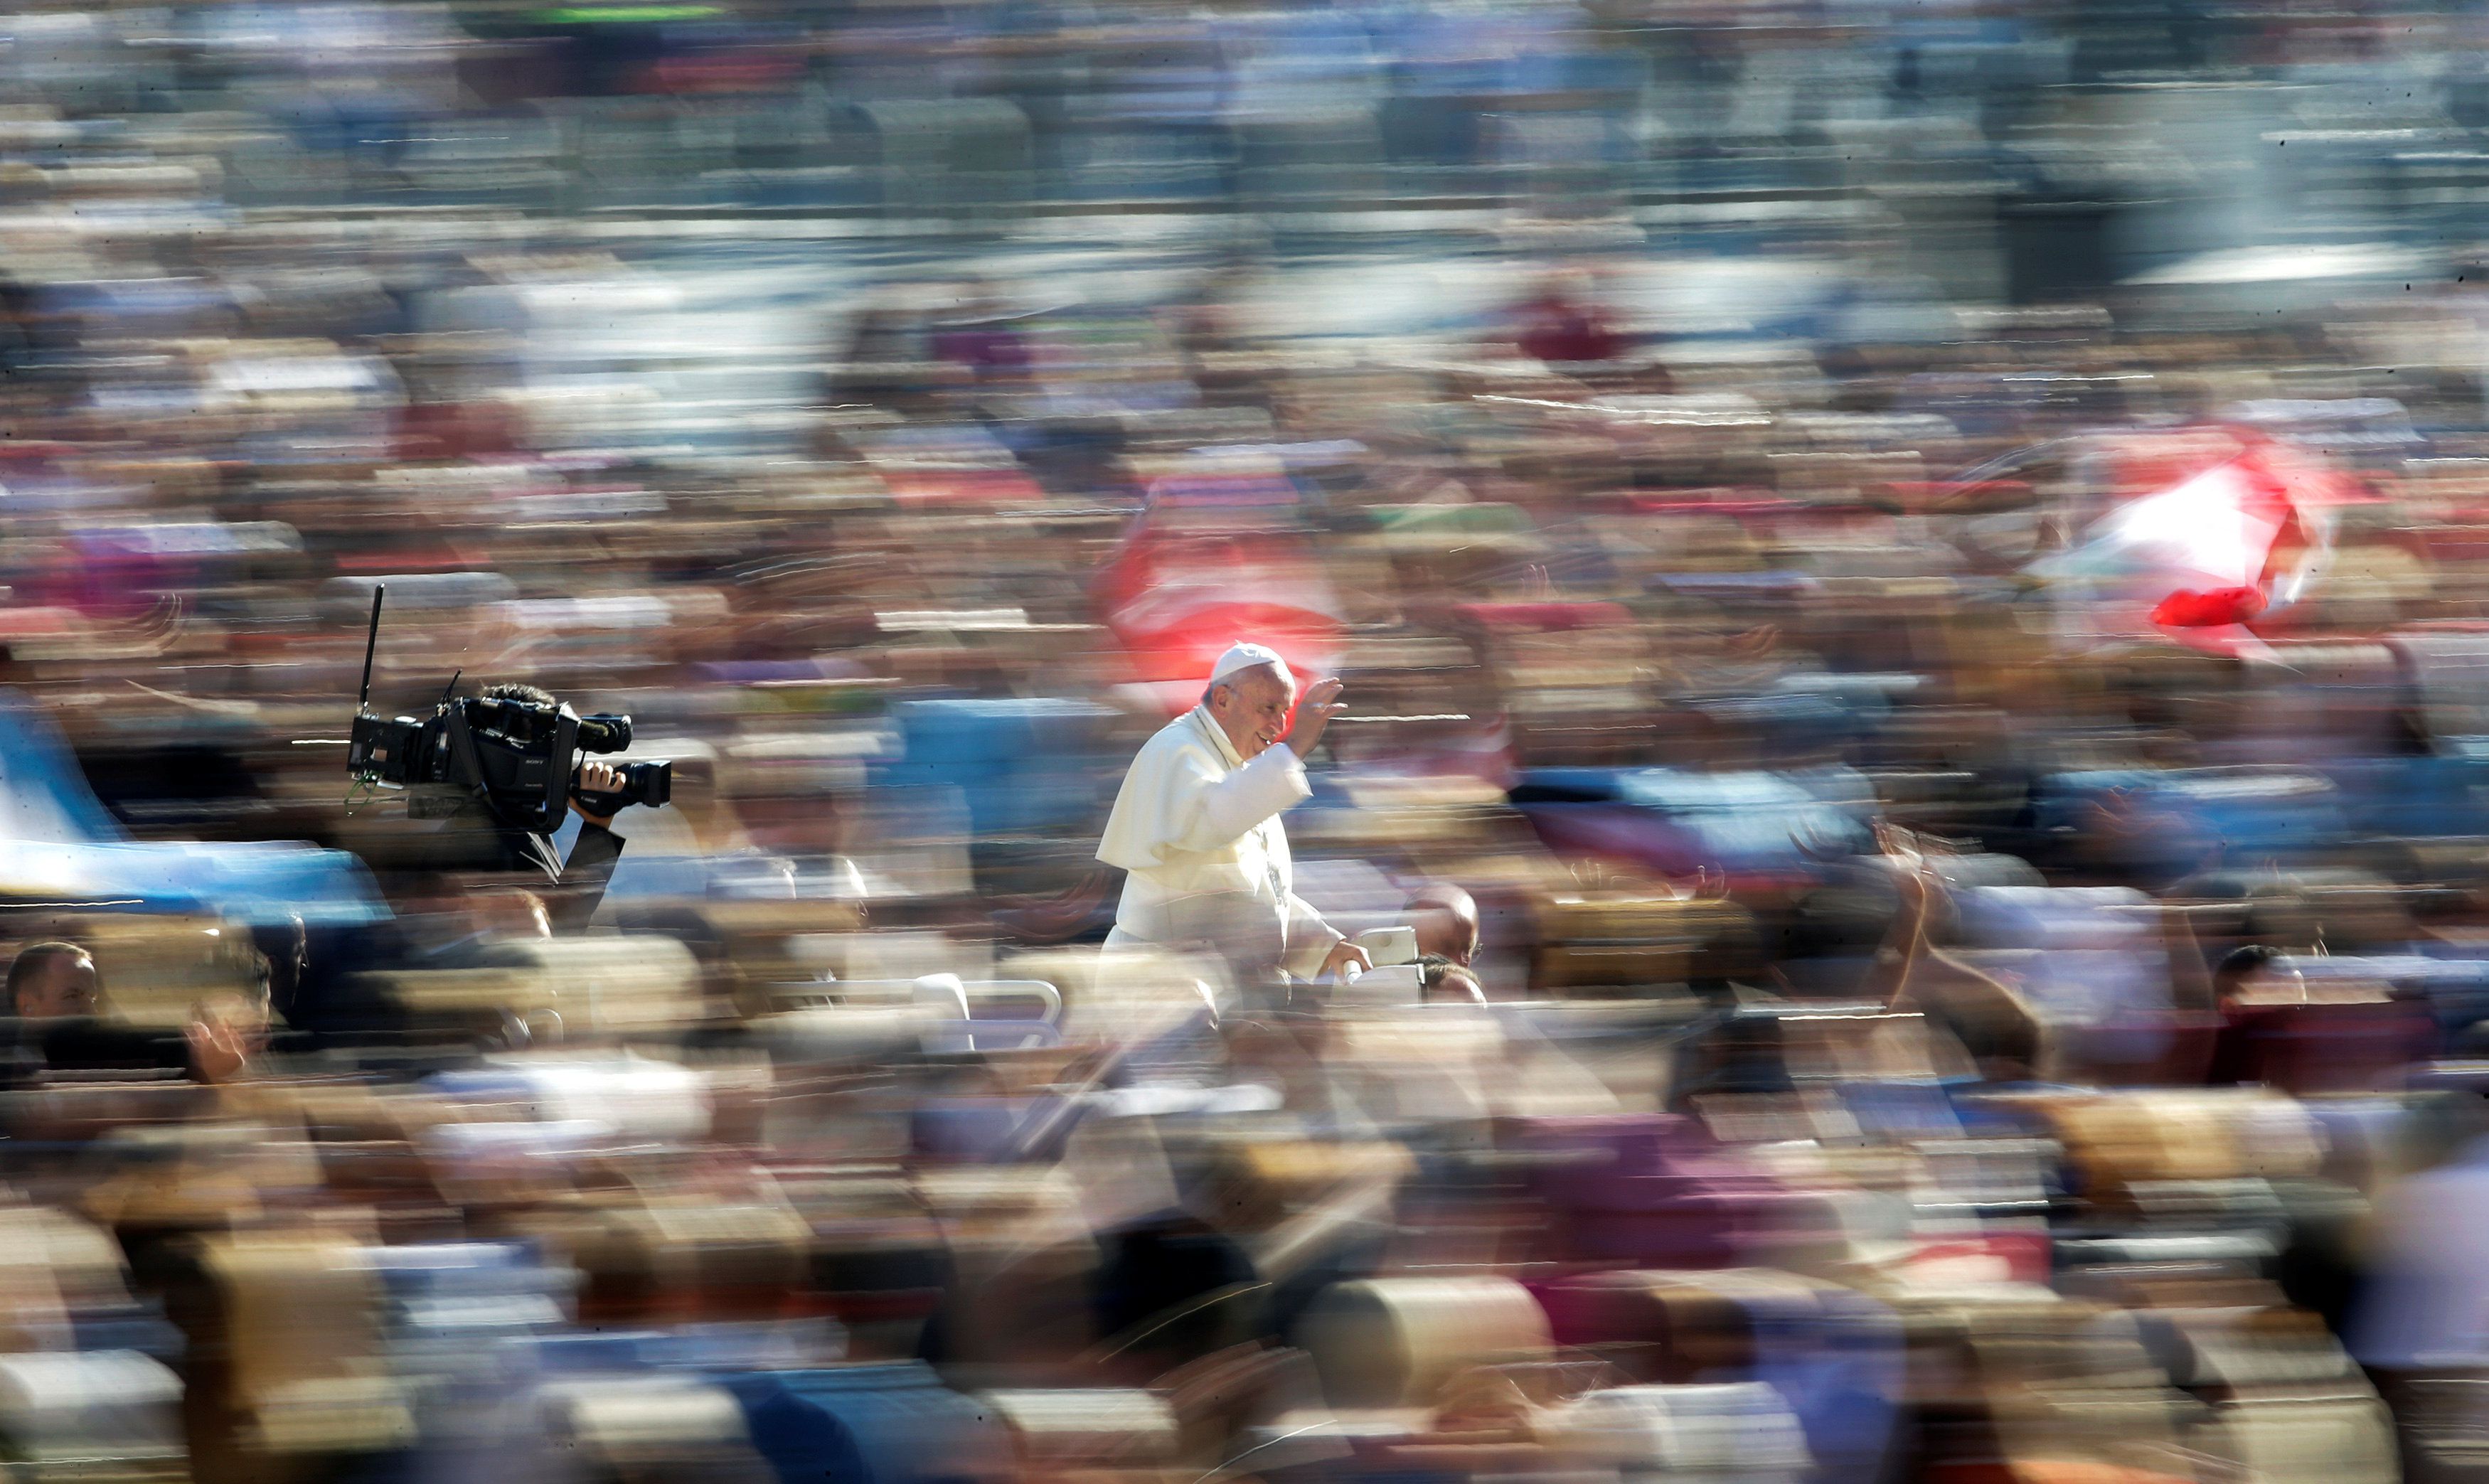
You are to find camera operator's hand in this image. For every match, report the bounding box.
[570,760,625,828]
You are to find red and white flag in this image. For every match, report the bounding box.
[2032,432,2361,657]
[1095,453,1345,715]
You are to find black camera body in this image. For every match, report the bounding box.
[344,588,671,833]
[349,695,670,832]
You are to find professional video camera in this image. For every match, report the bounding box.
[344,587,671,831]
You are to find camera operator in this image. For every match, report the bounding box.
[296,681,653,1040]
[446,683,634,932]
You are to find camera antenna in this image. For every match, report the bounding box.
[437,670,462,706]
[358,584,384,710]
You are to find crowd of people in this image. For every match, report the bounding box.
[4,0,2489,1483]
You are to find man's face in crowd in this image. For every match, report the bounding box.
[1210,665,1296,759]
[17,954,97,1020]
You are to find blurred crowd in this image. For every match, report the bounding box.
[11,1,2489,1484]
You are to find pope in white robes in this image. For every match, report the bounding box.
[1096,644,1373,982]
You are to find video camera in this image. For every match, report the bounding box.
[344,587,671,832]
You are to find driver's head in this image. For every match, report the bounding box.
[1409,882,1481,967]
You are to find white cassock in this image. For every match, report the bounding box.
[1096,705,1343,978]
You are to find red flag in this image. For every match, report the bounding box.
[2032,429,2364,656]
[1096,460,1343,715]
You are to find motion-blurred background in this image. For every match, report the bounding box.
[4,2,2489,1483]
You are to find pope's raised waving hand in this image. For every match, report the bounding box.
[1287,676,1348,759]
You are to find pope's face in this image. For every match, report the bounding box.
[1210,666,1296,759]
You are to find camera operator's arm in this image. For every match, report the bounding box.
[545,760,629,932]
